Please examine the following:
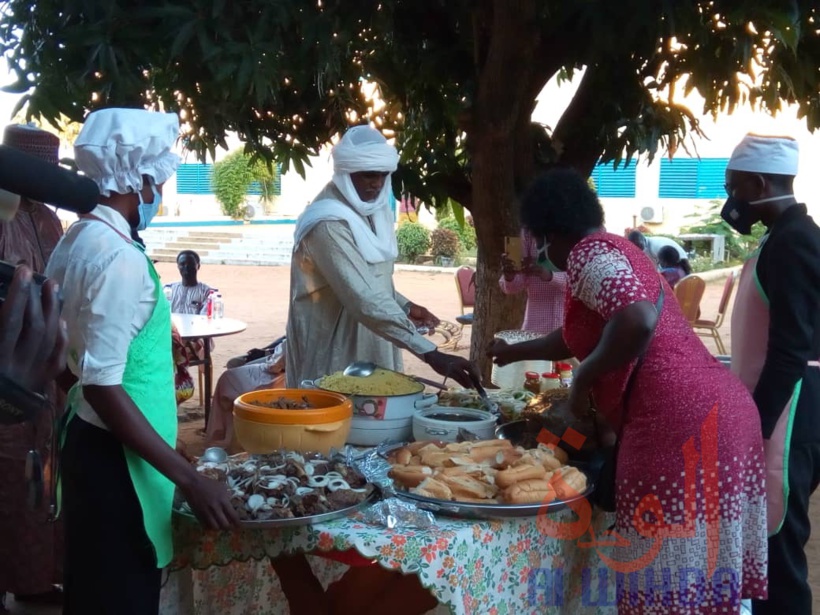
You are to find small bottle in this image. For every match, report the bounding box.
[540,373,562,392]
[213,293,224,319]
[556,362,574,388]
[523,371,541,395]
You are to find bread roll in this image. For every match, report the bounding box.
[550,466,588,498]
[439,474,497,500]
[503,479,556,505]
[496,464,547,489]
[413,477,453,500]
[492,448,524,469]
[420,450,457,468]
[388,464,433,488]
[471,439,513,450]
[393,447,412,465]
[414,442,446,455]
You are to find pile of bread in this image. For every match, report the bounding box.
[387,439,588,505]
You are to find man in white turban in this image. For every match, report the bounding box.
[45,108,238,614]
[723,134,820,614]
[285,125,479,389]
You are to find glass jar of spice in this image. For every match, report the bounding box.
[540,373,562,392]
[523,371,542,394]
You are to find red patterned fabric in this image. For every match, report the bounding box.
[562,232,767,613]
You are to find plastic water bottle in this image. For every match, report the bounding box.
[213,293,224,319]
[206,290,215,319]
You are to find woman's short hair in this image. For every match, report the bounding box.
[520,168,604,238]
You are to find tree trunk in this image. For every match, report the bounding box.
[468,0,538,382]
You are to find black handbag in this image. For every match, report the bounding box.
[589,283,665,512]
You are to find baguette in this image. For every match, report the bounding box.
[388,464,433,488]
[420,450,457,468]
[491,448,524,469]
[393,447,412,465]
[438,474,497,500]
[495,463,547,489]
[404,440,444,455]
[549,466,588,498]
[412,477,453,500]
[502,479,556,505]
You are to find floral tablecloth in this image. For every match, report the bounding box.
[159,506,618,615]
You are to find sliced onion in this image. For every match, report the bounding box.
[304,464,315,476]
[327,479,351,492]
[296,487,314,496]
[247,494,265,512]
[308,475,329,487]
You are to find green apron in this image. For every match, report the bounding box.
[61,231,178,567]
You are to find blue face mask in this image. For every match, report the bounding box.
[536,239,562,273]
[135,182,162,231]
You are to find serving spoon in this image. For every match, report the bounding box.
[201,446,229,464]
[342,361,450,391]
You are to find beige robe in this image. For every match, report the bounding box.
[285,217,436,388]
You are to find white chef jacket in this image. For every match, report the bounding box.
[45,205,156,429]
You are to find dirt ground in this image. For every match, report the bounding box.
[8,264,819,613]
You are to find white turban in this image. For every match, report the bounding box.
[727,134,799,176]
[75,108,181,197]
[294,126,400,263]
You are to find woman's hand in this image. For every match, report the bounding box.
[486,339,521,367]
[179,473,241,531]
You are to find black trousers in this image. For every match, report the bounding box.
[753,442,820,615]
[62,417,161,615]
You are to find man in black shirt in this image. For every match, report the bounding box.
[723,134,820,614]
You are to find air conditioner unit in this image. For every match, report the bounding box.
[639,205,664,224]
[243,201,262,220]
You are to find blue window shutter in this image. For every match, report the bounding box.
[659,159,699,198]
[176,163,213,194]
[592,160,637,197]
[696,158,730,199]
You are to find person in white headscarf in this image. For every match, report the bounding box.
[45,108,238,615]
[286,125,479,389]
[723,134,820,615]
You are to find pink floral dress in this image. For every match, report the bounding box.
[562,232,767,614]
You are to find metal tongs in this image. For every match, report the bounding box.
[471,378,500,418]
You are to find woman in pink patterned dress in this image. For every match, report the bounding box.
[489,168,767,614]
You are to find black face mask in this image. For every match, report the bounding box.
[720,196,756,235]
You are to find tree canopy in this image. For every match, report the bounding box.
[3,0,818,374]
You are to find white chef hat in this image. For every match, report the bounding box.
[726,133,799,176]
[75,108,181,197]
[331,125,399,175]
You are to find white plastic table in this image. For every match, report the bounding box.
[171,314,247,426]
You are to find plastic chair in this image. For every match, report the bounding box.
[693,271,736,355]
[454,266,476,328]
[673,275,706,325]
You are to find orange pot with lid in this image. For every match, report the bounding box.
[233,389,353,455]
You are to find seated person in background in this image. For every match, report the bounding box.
[205,339,286,450]
[168,250,213,361]
[499,230,567,334]
[658,245,691,288]
[627,230,691,273]
[168,250,212,314]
